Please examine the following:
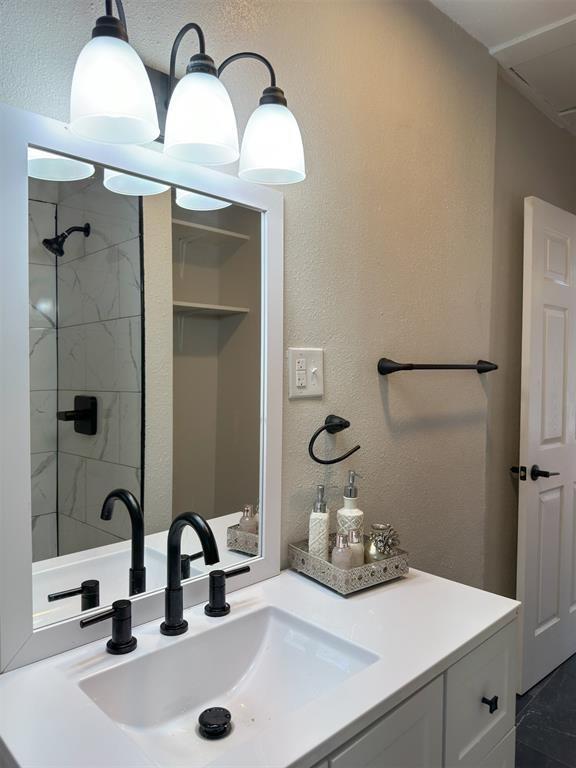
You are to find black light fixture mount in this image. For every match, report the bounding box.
[93,0,128,42]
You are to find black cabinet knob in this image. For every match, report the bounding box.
[481,695,499,714]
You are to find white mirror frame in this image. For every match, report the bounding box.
[0,103,283,671]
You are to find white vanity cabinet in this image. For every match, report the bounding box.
[314,620,516,768]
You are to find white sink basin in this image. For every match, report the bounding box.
[79,606,378,766]
[33,547,195,627]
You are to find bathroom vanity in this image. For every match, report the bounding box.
[0,569,518,768]
[0,102,519,768]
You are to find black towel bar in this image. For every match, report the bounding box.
[377,358,498,376]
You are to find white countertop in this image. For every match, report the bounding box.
[0,568,519,768]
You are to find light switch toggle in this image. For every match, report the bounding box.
[288,348,324,399]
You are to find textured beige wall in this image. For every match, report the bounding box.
[486,75,576,597]
[2,1,504,588]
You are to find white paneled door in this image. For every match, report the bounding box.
[517,197,576,693]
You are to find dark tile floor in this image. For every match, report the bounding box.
[515,653,576,767]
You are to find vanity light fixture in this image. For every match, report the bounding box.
[103,169,169,196]
[218,53,306,184]
[27,148,95,182]
[175,188,231,211]
[69,0,159,145]
[164,26,305,183]
[164,24,239,165]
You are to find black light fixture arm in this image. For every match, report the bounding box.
[308,415,361,466]
[218,52,277,87]
[168,23,208,102]
[218,52,287,106]
[104,0,127,28]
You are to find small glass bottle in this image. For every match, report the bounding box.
[331,532,353,570]
[238,504,258,534]
[348,529,364,567]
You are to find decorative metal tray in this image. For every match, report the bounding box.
[289,534,409,595]
[226,524,259,556]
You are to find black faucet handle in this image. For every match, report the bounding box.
[48,579,100,611]
[79,599,137,655]
[205,565,251,617]
[180,551,205,580]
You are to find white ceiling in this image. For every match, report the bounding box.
[429,0,576,135]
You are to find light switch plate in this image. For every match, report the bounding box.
[288,348,324,399]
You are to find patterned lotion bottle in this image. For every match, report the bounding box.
[308,484,330,560]
[336,470,364,539]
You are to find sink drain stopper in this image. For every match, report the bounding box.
[198,707,232,740]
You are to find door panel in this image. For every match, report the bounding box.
[518,197,576,692]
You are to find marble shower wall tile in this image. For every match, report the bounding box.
[85,460,141,539]
[29,179,59,206]
[29,328,57,391]
[58,325,86,390]
[59,175,138,223]
[28,200,56,266]
[58,246,120,327]
[118,238,142,318]
[56,205,87,264]
[31,452,57,517]
[29,264,56,328]
[58,390,120,463]
[119,393,141,468]
[58,452,86,521]
[85,210,140,257]
[58,515,122,556]
[85,317,141,392]
[30,391,57,453]
[32,513,57,562]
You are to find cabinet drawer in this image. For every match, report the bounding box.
[478,730,515,768]
[445,622,516,767]
[330,677,443,768]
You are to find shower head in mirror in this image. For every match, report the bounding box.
[42,223,91,258]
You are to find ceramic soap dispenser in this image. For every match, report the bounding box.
[336,470,364,539]
[308,484,330,560]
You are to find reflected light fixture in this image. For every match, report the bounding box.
[103,169,169,196]
[28,148,95,182]
[218,53,305,184]
[175,188,231,211]
[69,0,159,144]
[164,24,238,165]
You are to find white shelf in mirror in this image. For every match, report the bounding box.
[172,218,251,246]
[173,301,250,317]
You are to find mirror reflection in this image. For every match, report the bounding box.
[28,150,262,627]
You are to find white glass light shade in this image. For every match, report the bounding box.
[239,103,305,184]
[175,188,231,211]
[28,148,95,181]
[70,36,159,144]
[164,73,239,165]
[104,169,169,196]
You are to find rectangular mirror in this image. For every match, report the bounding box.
[28,152,262,628]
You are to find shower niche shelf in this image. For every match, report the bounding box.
[173,301,250,318]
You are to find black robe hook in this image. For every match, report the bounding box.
[308,415,361,465]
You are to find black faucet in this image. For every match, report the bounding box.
[101,489,146,596]
[160,512,220,636]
